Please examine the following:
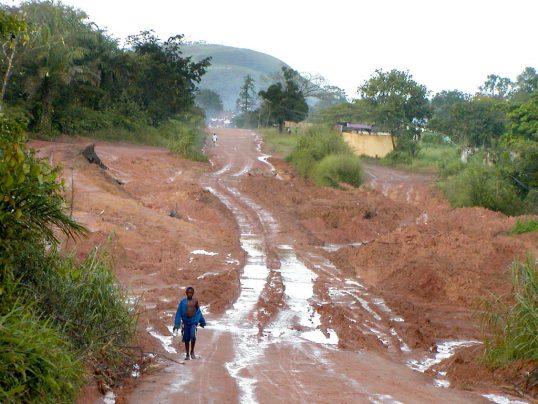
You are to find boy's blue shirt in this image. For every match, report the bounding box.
[174,298,206,328]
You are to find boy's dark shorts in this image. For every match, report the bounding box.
[182,323,197,343]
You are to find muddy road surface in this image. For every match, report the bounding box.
[33,130,537,403]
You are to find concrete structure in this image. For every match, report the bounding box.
[342,132,394,158]
[338,123,394,158]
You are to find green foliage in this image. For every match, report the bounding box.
[1,3,210,137]
[440,161,523,215]
[287,126,350,177]
[259,67,308,132]
[510,220,538,235]
[0,116,86,270]
[479,74,513,99]
[429,96,508,148]
[236,75,256,113]
[314,99,376,125]
[258,127,299,156]
[0,116,138,401]
[311,154,364,188]
[358,69,431,133]
[508,90,538,142]
[285,126,362,188]
[0,302,83,403]
[481,256,538,366]
[28,246,138,385]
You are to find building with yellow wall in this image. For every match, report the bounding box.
[342,132,394,158]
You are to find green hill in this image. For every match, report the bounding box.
[183,43,288,111]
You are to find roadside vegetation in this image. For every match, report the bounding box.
[481,257,538,366]
[310,68,538,216]
[0,5,160,401]
[257,128,299,156]
[0,2,209,160]
[511,219,538,235]
[0,115,138,401]
[285,126,364,188]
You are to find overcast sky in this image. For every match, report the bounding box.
[8,0,538,98]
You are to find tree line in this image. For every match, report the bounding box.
[0,1,210,135]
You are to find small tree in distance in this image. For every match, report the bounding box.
[259,66,308,133]
[236,74,256,113]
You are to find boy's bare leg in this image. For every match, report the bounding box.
[184,342,190,360]
[190,341,196,359]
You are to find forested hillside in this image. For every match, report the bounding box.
[183,43,287,110]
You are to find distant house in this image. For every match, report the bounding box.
[338,122,395,158]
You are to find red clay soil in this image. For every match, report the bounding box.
[29,130,538,403]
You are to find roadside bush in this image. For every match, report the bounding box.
[0,302,83,403]
[287,126,351,177]
[24,245,139,387]
[481,256,538,366]
[311,154,364,188]
[440,162,523,216]
[511,219,538,235]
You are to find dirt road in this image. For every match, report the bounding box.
[121,129,498,403]
[32,130,536,403]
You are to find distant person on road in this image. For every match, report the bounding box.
[212,133,218,146]
[173,286,206,360]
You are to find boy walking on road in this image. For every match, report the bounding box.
[173,287,206,360]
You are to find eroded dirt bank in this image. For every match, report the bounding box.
[31,130,538,403]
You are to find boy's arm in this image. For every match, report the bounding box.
[173,301,183,331]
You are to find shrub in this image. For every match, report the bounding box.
[311,154,364,188]
[0,302,83,403]
[511,219,538,235]
[481,256,538,366]
[287,126,351,177]
[440,162,523,215]
[28,246,139,386]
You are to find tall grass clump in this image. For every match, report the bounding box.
[286,126,363,187]
[0,302,83,403]
[481,256,538,366]
[439,162,523,215]
[27,246,139,386]
[312,154,364,188]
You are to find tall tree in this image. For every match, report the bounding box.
[428,90,470,135]
[258,67,308,132]
[236,74,256,113]
[479,74,513,99]
[358,69,431,134]
[512,67,538,103]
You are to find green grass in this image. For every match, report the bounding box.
[511,219,538,235]
[481,256,538,366]
[257,128,300,157]
[311,154,364,188]
[0,302,83,403]
[377,143,458,173]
